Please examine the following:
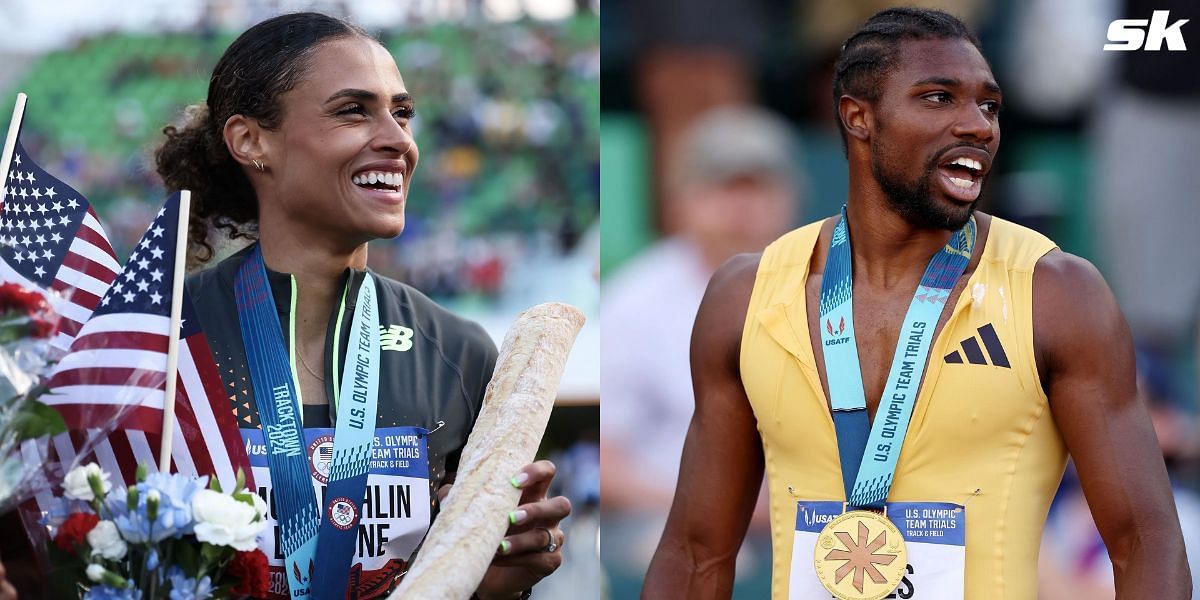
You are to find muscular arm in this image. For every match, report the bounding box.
[642,254,764,599]
[1035,251,1190,598]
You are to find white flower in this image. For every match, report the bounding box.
[191,489,267,551]
[86,563,105,583]
[63,463,111,502]
[87,520,127,560]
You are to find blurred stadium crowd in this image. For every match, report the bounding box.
[600,0,1199,597]
[1,1,599,312]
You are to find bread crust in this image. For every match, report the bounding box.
[390,302,586,599]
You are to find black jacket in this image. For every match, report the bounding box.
[186,243,498,507]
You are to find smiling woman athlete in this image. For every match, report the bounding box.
[155,12,567,600]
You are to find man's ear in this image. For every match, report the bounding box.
[222,114,270,169]
[838,95,873,145]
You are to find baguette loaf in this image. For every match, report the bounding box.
[390,302,586,599]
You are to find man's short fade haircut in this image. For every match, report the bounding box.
[832,7,983,155]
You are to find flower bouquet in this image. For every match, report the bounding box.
[0,281,67,513]
[48,462,271,599]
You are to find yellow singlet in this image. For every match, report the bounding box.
[741,216,1064,599]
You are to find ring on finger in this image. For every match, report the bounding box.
[538,526,558,553]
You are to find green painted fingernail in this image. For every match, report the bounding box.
[499,540,511,555]
[510,472,529,488]
[508,509,527,525]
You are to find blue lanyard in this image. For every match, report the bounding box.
[235,247,380,598]
[818,206,975,508]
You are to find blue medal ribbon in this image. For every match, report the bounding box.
[819,206,975,509]
[235,247,381,598]
[310,270,380,599]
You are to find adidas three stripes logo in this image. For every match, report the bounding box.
[944,323,1010,368]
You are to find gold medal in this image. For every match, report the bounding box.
[813,509,908,600]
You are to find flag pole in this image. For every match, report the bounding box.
[158,190,192,472]
[1,93,28,206]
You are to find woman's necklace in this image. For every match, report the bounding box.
[297,349,326,382]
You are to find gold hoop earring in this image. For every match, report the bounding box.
[252,159,265,172]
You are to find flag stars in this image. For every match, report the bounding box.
[122,291,135,303]
[11,155,19,167]
[59,215,70,226]
[41,249,52,260]
[137,258,150,271]
[151,226,164,238]
[42,218,53,229]
[150,247,164,260]
[150,291,162,304]
[136,280,149,293]
[31,188,42,201]
[46,188,57,199]
[33,266,45,277]
[149,269,163,282]
[49,232,62,244]
[36,203,47,214]
[51,201,62,212]
[34,235,45,246]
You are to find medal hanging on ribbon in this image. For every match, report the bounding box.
[235,247,381,599]
[811,206,975,600]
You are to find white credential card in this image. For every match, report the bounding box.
[790,501,965,599]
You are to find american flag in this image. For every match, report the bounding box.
[1,139,120,354]
[41,192,251,490]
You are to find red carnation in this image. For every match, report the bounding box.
[228,549,270,597]
[54,512,100,552]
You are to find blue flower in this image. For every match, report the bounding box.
[166,566,213,600]
[104,472,207,543]
[83,584,142,600]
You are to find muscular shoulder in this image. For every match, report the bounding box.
[1032,250,1130,386]
[693,253,762,371]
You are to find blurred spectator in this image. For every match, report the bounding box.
[1094,0,1200,403]
[599,105,802,593]
[1038,355,1200,599]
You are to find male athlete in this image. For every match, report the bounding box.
[643,8,1189,599]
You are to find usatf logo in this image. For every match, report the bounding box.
[1105,10,1189,51]
[327,496,359,531]
[380,324,414,352]
[307,434,334,484]
[825,317,850,346]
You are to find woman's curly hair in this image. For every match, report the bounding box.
[155,12,371,265]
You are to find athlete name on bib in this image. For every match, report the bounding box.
[791,500,965,600]
[244,426,432,599]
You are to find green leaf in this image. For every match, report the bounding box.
[8,398,67,440]
[235,467,246,493]
[175,539,200,576]
[200,542,224,565]
[208,476,222,493]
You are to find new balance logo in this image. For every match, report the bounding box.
[944,323,1010,368]
[380,324,414,352]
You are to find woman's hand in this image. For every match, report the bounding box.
[446,460,571,600]
[0,560,17,600]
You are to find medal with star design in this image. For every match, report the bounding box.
[813,509,908,600]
